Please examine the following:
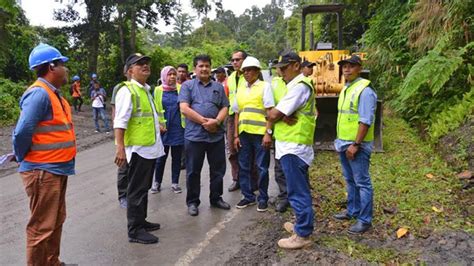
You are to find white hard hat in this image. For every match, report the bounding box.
[241,56,261,70]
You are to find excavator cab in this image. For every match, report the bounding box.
[300,4,383,151]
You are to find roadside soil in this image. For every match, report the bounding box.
[226,210,473,265]
[0,105,114,178]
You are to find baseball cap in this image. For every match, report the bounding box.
[301,61,316,68]
[337,55,362,66]
[125,53,151,69]
[273,52,301,68]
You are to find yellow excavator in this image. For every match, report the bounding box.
[299,4,383,151]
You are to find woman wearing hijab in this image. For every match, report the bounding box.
[151,66,185,194]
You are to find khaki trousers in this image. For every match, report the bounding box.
[21,170,68,266]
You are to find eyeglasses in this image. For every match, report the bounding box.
[231,58,243,62]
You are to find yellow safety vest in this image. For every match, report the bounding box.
[227,71,246,115]
[123,81,157,146]
[336,78,374,141]
[274,75,316,145]
[271,76,287,104]
[154,84,185,128]
[236,80,267,135]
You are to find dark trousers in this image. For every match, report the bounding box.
[185,138,226,206]
[117,161,129,200]
[72,96,83,111]
[127,153,156,235]
[154,145,183,184]
[238,132,270,204]
[274,155,287,201]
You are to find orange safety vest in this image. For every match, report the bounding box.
[24,80,77,163]
[72,81,81,97]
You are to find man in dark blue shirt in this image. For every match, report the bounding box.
[178,54,231,216]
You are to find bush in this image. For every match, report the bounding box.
[0,77,25,125]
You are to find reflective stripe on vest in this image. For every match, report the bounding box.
[154,84,185,128]
[123,81,157,146]
[24,79,77,163]
[336,78,374,141]
[227,71,246,116]
[274,75,316,145]
[236,80,267,135]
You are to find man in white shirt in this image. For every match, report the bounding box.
[90,81,110,133]
[114,53,165,244]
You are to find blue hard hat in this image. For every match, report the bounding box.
[91,73,97,78]
[72,75,80,81]
[28,43,68,70]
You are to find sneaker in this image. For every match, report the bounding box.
[236,198,256,209]
[257,201,268,212]
[105,131,111,134]
[94,130,100,133]
[150,183,161,194]
[277,234,312,249]
[171,184,182,194]
[119,197,127,209]
[283,222,294,234]
[128,230,159,244]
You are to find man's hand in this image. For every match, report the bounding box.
[262,133,272,150]
[114,145,127,167]
[233,136,241,152]
[159,125,167,133]
[202,118,219,133]
[282,115,298,125]
[345,144,359,160]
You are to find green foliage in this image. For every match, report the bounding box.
[0,78,25,125]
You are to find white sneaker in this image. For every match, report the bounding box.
[171,184,182,194]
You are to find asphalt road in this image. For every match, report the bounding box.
[0,141,277,265]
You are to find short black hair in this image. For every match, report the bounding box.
[35,60,61,78]
[193,54,212,67]
[232,50,248,60]
[177,63,189,71]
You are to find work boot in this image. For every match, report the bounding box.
[275,200,289,213]
[277,234,312,249]
[348,221,372,235]
[283,222,294,234]
[144,221,161,232]
[128,230,159,244]
[188,204,199,216]
[333,210,353,221]
[228,181,240,192]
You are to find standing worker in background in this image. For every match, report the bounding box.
[301,61,316,77]
[176,63,190,170]
[178,54,231,216]
[13,43,76,265]
[88,73,98,96]
[110,64,132,209]
[151,66,184,194]
[70,75,83,113]
[233,56,274,212]
[114,53,164,244]
[90,81,110,134]
[268,52,316,249]
[333,55,377,235]
[270,65,290,213]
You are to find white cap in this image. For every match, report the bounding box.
[241,56,261,70]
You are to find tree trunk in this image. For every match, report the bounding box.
[85,0,102,75]
[117,7,126,63]
[129,6,136,53]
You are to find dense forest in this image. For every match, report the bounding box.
[0,0,472,169]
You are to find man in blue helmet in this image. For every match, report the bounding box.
[13,43,75,265]
[88,73,98,96]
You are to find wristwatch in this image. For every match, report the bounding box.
[266,128,273,135]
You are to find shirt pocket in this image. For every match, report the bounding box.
[211,90,221,107]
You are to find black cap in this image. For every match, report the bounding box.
[301,61,316,68]
[337,55,362,66]
[273,52,301,68]
[213,67,226,73]
[125,53,151,69]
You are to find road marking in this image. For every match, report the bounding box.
[175,208,239,266]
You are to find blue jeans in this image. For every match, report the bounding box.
[185,139,226,206]
[154,145,183,185]
[92,107,110,131]
[238,132,270,204]
[338,148,373,224]
[280,154,314,237]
